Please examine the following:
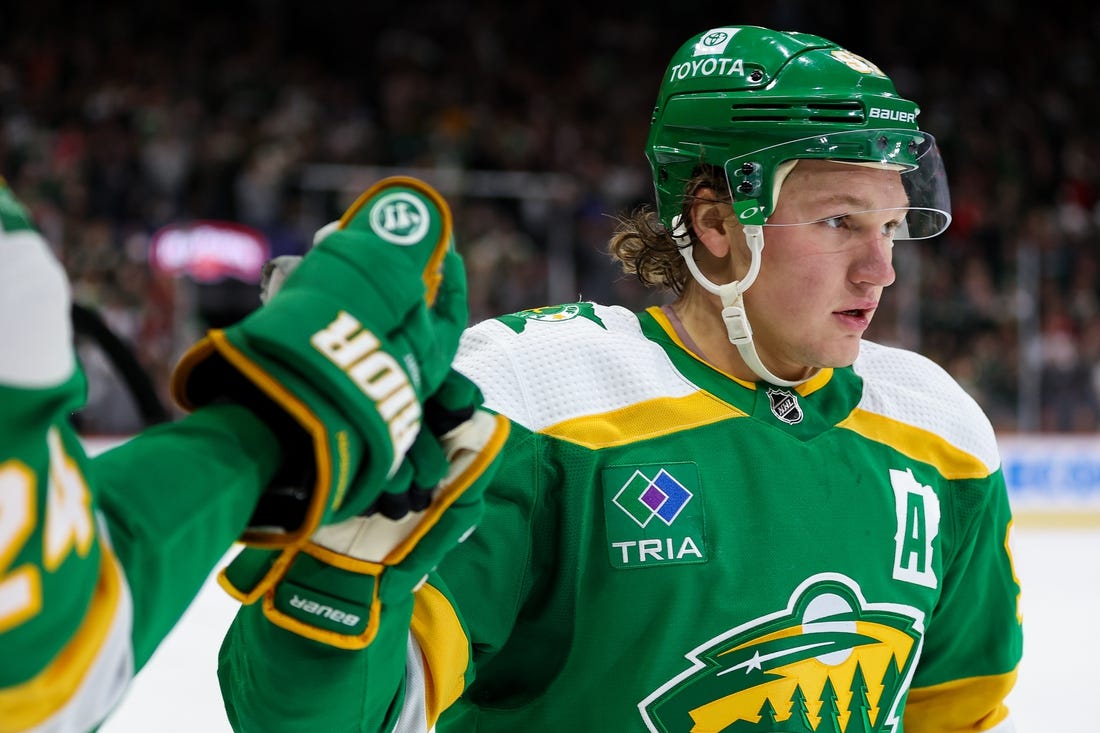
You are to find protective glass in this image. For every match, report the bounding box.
[725,129,952,240]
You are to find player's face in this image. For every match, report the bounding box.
[740,160,907,378]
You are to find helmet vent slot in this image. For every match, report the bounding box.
[729,101,865,124]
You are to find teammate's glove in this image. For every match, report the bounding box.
[171,177,469,547]
[219,370,509,648]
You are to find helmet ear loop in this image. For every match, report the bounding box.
[670,213,743,306]
[725,225,809,387]
[671,214,808,387]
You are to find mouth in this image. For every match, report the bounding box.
[833,305,876,328]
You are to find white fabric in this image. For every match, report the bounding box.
[853,340,1001,473]
[312,410,499,562]
[258,255,302,304]
[457,308,1001,476]
[0,230,74,387]
[457,305,700,431]
[388,634,431,733]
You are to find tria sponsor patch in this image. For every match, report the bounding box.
[603,464,707,568]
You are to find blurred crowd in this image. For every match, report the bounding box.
[3,1,1100,433]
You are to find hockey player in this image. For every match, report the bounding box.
[0,176,506,732]
[217,26,1022,732]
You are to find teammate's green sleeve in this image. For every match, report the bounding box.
[91,403,279,669]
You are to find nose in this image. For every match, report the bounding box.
[850,233,896,288]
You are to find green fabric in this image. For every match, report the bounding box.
[93,405,279,668]
[218,304,1023,732]
[0,382,279,684]
[0,177,281,730]
[220,369,507,649]
[437,309,1021,731]
[0,179,36,232]
[219,593,413,733]
[0,371,100,687]
[175,179,471,540]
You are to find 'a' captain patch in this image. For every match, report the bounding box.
[603,463,707,569]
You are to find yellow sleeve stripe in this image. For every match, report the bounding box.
[542,393,746,449]
[838,408,992,480]
[410,583,470,727]
[0,541,127,732]
[904,669,1017,732]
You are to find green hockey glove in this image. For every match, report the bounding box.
[219,370,510,648]
[172,176,469,548]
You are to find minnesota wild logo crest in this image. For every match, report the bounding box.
[496,303,606,334]
[639,574,924,733]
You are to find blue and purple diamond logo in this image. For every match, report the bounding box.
[612,468,694,528]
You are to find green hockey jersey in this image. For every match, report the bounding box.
[219,302,1022,733]
[0,218,277,732]
[0,224,135,732]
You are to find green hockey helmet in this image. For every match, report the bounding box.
[646,25,950,239]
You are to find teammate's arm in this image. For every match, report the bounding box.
[0,176,482,732]
[216,324,549,733]
[0,178,291,731]
[217,419,540,733]
[91,405,278,668]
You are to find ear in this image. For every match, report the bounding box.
[689,187,733,258]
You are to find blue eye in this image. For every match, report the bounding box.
[822,216,848,230]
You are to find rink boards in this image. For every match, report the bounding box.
[998,434,1100,526]
[83,433,1100,526]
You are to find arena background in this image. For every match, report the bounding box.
[4,1,1098,728]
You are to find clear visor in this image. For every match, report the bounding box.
[725,129,952,240]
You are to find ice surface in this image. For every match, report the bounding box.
[99,526,1097,731]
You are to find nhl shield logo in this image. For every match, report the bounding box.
[766,388,803,425]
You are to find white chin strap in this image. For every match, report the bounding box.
[671,215,810,387]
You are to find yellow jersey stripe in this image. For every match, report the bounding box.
[542,392,747,449]
[838,408,992,480]
[411,583,470,727]
[904,669,1017,732]
[0,541,127,732]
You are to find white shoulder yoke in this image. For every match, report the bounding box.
[0,230,74,387]
[455,304,702,432]
[852,340,1001,474]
